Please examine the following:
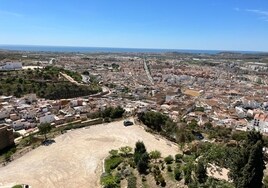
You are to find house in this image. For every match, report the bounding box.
[39,112,55,124]
[235,107,246,119]
[12,119,27,130]
[0,124,14,150]
[252,113,268,133]
[0,106,13,119]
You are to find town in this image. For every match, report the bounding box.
[0,50,268,188]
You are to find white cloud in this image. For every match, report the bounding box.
[0,10,23,17]
[246,9,268,22]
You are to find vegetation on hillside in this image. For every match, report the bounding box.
[0,66,101,99]
[101,141,234,188]
[88,106,125,122]
[136,111,267,187]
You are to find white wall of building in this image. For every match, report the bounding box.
[39,113,55,124]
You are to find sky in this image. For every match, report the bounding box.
[0,0,268,51]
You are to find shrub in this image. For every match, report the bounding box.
[174,167,182,181]
[142,175,147,182]
[12,185,23,188]
[175,154,183,163]
[101,173,120,188]
[158,174,166,187]
[105,156,123,173]
[127,174,137,188]
[164,155,174,164]
[167,165,172,172]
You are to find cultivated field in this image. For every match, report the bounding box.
[0,119,178,188]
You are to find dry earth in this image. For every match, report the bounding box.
[0,119,178,188]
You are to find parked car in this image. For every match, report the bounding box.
[192,130,204,140]
[123,120,133,126]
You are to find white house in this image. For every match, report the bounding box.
[39,112,55,124]
[12,119,27,130]
[235,107,246,119]
[0,62,22,70]
[0,106,13,119]
[251,113,268,133]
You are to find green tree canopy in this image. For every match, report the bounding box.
[38,123,52,140]
[229,131,265,188]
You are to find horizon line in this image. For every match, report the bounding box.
[0,44,267,53]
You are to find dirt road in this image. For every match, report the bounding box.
[0,119,178,188]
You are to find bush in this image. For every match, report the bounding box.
[12,185,23,188]
[141,175,147,182]
[167,165,172,172]
[174,167,182,181]
[158,174,166,187]
[175,154,183,163]
[105,156,123,173]
[101,173,120,188]
[127,174,137,188]
[164,155,174,164]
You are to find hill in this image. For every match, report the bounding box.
[0,66,101,99]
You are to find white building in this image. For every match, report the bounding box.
[0,106,13,119]
[39,112,55,124]
[235,107,246,119]
[12,119,27,130]
[0,62,22,70]
[251,113,268,133]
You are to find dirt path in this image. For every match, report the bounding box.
[0,119,179,188]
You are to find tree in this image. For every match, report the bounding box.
[229,131,265,188]
[119,146,132,157]
[149,150,161,162]
[195,161,207,184]
[137,152,149,174]
[38,123,52,140]
[134,141,149,174]
[134,141,147,164]
[110,106,125,119]
[241,141,264,188]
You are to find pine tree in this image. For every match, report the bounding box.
[134,141,149,174]
[229,131,265,188]
[195,161,207,184]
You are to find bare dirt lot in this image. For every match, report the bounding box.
[0,119,178,188]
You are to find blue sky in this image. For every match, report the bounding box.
[0,0,268,51]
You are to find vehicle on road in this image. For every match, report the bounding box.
[123,120,133,126]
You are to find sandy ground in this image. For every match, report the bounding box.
[0,119,178,188]
[207,163,229,182]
